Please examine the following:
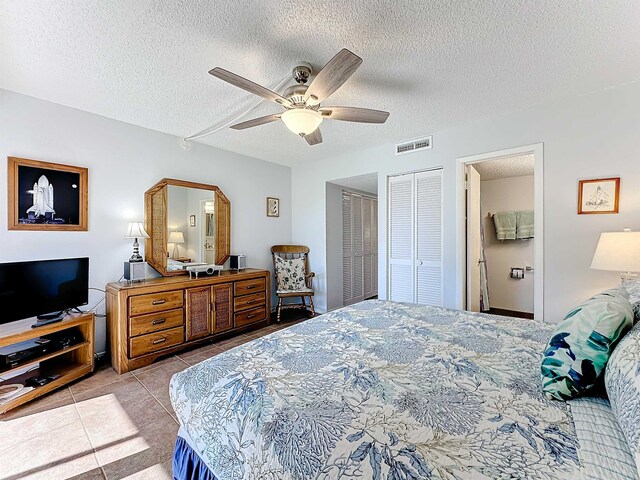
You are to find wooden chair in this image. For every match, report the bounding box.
[271,245,315,322]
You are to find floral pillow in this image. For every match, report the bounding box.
[541,286,634,401]
[623,279,640,322]
[605,320,640,473]
[274,255,307,291]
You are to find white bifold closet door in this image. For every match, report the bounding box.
[343,191,378,306]
[388,169,443,305]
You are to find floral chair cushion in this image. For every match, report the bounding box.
[274,254,307,291]
[541,286,634,401]
[605,319,640,473]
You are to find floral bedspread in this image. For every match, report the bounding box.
[170,300,582,479]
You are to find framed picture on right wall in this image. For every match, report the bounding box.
[578,177,620,214]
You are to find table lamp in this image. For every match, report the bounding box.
[591,228,640,282]
[168,231,185,259]
[125,222,150,262]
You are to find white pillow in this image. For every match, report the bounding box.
[605,320,640,473]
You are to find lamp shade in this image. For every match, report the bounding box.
[168,231,185,244]
[281,109,323,136]
[591,231,640,272]
[125,222,149,239]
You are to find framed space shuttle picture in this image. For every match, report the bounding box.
[578,177,620,215]
[8,157,88,231]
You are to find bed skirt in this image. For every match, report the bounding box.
[172,435,217,480]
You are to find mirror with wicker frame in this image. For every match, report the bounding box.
[144,178,231,276]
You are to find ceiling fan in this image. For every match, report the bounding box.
[208,49,390,145]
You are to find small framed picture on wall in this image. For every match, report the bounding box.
[578,177,620,214]
[266,197,279,217]
[8,156,88,231]
[189,215,196,227]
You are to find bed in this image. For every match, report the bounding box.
[169,300,638,479]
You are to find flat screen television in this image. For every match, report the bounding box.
[0,257,89,324]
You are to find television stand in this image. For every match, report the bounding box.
[0,312,94,414]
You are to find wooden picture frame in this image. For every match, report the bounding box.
[8,157,88,231]
[578,177,620,214]
[267,197,279,217]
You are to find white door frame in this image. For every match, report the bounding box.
[456,143,544,321]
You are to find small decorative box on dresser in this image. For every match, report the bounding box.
[106,269,270,373]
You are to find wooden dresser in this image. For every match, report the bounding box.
[106,269,270,373]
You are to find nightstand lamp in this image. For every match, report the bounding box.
[168,231,185,259]
[591,228,640,283]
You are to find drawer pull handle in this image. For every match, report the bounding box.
[152,318,166,325]
[152,337,167,345]
[152,300,166,305]
[247,314,256,319]
[246,284,257,289]
[246,300,255,304]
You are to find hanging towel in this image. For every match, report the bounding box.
[516,210,534,239]
[493,211,516,240]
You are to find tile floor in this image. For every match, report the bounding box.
[0,312,309,480]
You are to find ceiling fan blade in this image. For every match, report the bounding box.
[320,106,389,123]
[304,49,362,104]
[209,67,291,107]
[305,128,323,145]
[230,114,281,130]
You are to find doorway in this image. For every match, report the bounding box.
[458,144,544,321]
[325,173,379,311]
[200,199,216,264]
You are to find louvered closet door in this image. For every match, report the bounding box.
[342,193,353,305]
[343,191,379,306]
[352,194,364,302]
[388,173,415,302]
[362,196,373,298]
[415,170,443,305]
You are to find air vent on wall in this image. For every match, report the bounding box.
[395,136,432,156]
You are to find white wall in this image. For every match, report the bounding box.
[292,81,640,322]
[0,89,292,353]
[480,175,535,313]
[325,182,344,311]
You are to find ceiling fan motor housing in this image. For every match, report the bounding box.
[283,84,310,106]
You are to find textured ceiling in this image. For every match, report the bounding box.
[474,154,534,180]
[2,1,640,167]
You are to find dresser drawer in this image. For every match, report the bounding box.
[234,277,266,297]
[129,308,184,337]
[234,292,265,312]
[129,291,183,316]
[234,306,267,327]
[130,326,184,357]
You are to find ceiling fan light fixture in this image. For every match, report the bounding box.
[281,108,323,136]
